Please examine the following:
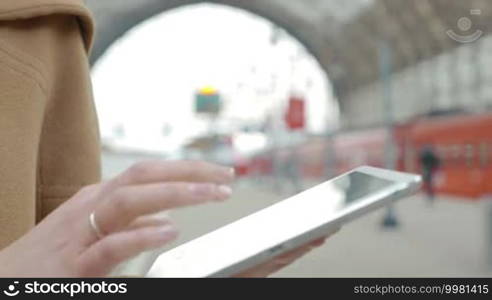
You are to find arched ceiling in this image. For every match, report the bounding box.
[86,0,492,100]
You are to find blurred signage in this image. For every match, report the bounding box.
[284,96,305,130]
[195,86,221,114]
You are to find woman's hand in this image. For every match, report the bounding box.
[0,160,234,277]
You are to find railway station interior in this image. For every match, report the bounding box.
[88,0,492,277]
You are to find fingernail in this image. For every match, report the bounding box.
[221,167,235,182]
[188,183,214,196]
[216,185,232,200]
[153,225,178,242]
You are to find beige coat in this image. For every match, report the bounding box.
[0,0,101,249]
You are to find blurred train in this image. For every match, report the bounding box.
[235,111,492,199]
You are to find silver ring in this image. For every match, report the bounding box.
[89,211,105,239]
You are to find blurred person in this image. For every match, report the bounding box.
[0,0,332,277]
[419,145,441,201]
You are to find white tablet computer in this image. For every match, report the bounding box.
[147,166,421,278]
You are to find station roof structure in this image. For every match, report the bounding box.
[86,0,492,99]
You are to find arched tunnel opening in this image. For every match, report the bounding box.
[92,3,340,184]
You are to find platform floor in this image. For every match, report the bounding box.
[102,152,492,277]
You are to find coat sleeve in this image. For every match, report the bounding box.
[0,37,47,249]
[0,13,98,249]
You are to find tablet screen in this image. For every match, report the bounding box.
[331,171,394,207]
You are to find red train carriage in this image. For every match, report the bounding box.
[399,113,492,199]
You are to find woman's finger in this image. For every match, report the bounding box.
[112,160,235,187]
[76,225,178,277]
[94,182,232,234]
[125,214,172,231]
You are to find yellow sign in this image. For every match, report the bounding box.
[199,86,217,96]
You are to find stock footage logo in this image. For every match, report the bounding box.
[446,9,483,43]
[1,280,128,298]
[2,281,20,297]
